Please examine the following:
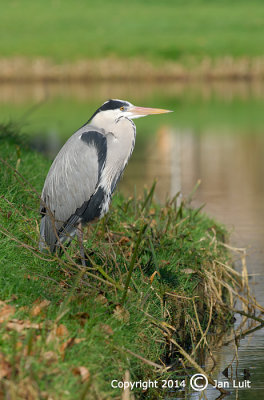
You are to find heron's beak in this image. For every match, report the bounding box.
[129,106,173,118]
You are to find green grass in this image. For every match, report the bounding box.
[0,124,236,399]
[0,0,264,62]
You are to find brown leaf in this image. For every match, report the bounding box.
[46,329,58,345]
[72,366,90,383]
[74,338,85,344]
[95,293,108,305]
[160,260,170,267]
[19,305,29,312]
[60,337,76,360]
[149,270,160,284]
[149,219,157,228]
[113,305,130,323]
[0,353,12,380]
[43,351,58,366]
[182,268,195,274]
[16,341,23,350]
[6,319,42,333]
[56,324,69,337]
[16,377,38,400]
[59,337,85,360]
[31,299,50,316]
[0,302,15,323]
[73,312,90,327]
[118,236,130,246]
[40,390,57,400]
[100,324,113,336]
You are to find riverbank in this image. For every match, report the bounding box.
[1,57,264,82]
[0,124,251,399]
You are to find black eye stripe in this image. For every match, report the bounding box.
[87,99,130,123]
[100,100,129,111]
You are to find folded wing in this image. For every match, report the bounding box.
[40,129,107,252]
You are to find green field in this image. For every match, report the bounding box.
[0,0,263,62]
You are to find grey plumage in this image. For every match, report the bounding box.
[39,99,171,254]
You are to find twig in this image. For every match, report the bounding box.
[87,255,123,290]
[223,323,264,346]
[121,347,166,371]
[121,223,148,305]
[165,336,228,395]
[192,296,215,365]
[228,307,264,325]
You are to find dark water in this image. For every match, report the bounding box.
[1,81,264,399]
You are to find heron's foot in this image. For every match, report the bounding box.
[77,249,93,268]
[79,256,87,267]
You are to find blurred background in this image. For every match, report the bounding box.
[1,1,264,398]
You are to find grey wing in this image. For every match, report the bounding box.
[39,129,107,252]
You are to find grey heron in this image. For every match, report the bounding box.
[39,99,171,262]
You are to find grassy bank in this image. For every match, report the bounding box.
[0,123,241,399]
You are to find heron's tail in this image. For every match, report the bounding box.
[39,215,77,253]
[39,215,57,253]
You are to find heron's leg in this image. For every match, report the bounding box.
[77,223,86,267]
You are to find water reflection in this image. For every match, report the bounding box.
[1,81,264,104]
[1,81,264,399]
[122,127,264,399]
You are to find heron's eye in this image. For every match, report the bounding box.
[120,106,125,111]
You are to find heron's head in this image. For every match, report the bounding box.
[89,99,172,129]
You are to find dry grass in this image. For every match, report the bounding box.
[1,57,264,83]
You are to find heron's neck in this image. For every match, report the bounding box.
[90,113,116,132]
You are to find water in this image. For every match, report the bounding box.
[1,81,264,399]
